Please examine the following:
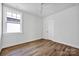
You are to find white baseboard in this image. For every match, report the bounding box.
[2,37,42,49]
[48,38,79,49]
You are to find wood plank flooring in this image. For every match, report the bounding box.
[0,39,79,56]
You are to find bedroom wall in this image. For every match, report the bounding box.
[0,3,2,51]
[23,13,42,42]
[43,5,79,48]
[2,10,42,48]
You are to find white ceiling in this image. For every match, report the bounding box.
[3,3,41,17]
[3,3,78,17]
[42,3,78,17]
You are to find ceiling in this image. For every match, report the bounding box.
[42,3,78,17]
[3,3,78,17]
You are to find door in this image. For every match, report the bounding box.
[43,19,54,39]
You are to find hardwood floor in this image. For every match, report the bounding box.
[0,39,79,56]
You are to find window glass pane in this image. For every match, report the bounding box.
[17,14,21,19]
[12,13,16,18]
[7,12,12,17]
[7,23,20,33]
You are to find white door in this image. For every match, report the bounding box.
[43,19,48,39]
[48,19,54,39]
[43,19,54,39]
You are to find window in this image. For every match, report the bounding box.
[4,6,22,33]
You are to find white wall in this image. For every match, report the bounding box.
[0,3,2,50]
[43,5,79,48]
[2,11,42,48]
[23,13,42,42]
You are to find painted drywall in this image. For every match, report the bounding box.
[2,10,42,48]
[23,13,42,42]
[43,5,79,48]
[0,3,2,51]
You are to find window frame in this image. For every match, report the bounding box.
[3,5,23,34]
